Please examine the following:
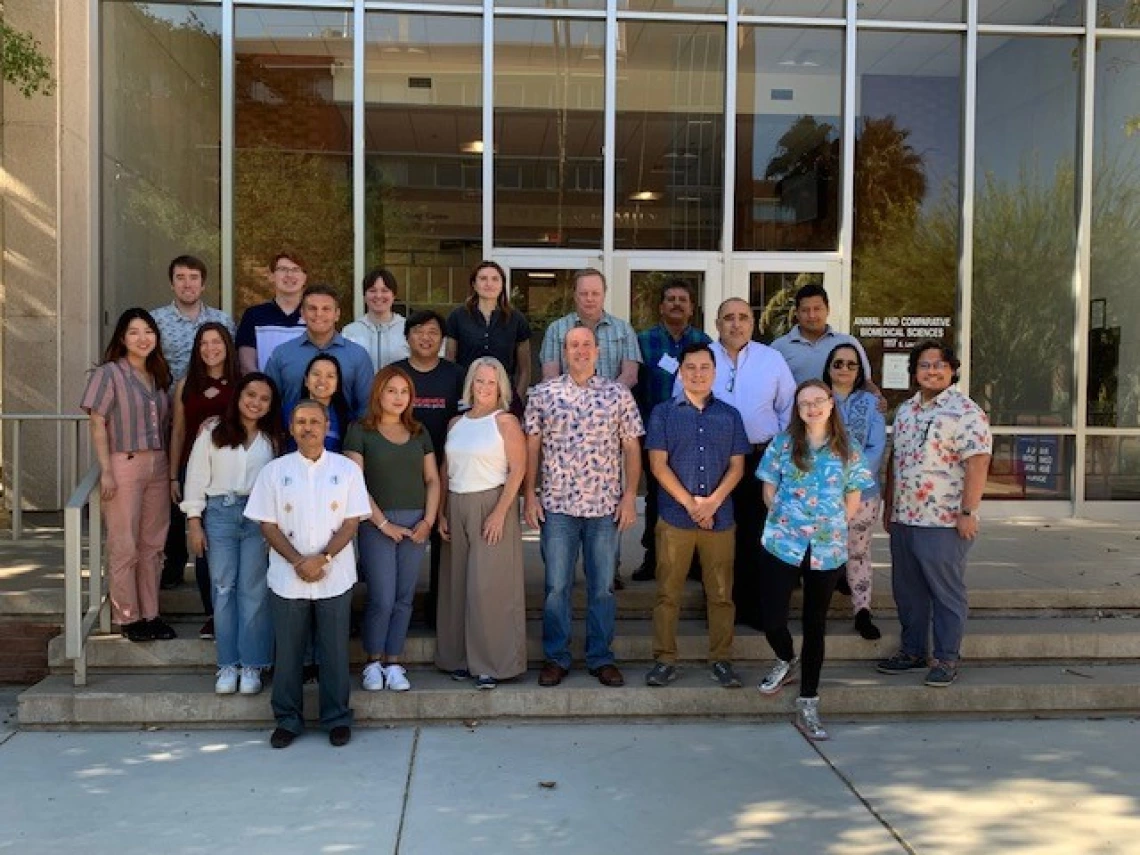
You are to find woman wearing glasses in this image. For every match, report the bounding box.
[824,344,886,640]
[754,379,873,740]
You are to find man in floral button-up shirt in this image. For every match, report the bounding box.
[878,340,992,688]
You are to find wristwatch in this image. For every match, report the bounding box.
[323,552,333,564]
[961,508,980,520]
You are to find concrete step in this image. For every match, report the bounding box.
[47,616,1140,674]
[19,663,1140,728]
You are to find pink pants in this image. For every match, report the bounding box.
[103,450,169,624]
[846,496,880,614]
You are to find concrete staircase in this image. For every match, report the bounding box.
[19,583,1140,728]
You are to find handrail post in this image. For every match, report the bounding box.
[91,491,107,633]
[10,419,21,540]
[64,500,83,683]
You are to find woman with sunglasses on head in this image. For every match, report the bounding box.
[754,379,873,740]
[81,308,177,643]
[182,373,286,695]
[169,322,240,639]
[824,343,887,640]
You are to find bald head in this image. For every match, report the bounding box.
[715,298,755,355]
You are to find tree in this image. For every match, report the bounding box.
[1,12,55,97]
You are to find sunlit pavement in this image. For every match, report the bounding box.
[0,692,1137,855]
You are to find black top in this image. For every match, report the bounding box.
[445,306,531,378]
[391,358,465,458]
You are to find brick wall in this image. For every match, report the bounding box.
[0,620,58,685]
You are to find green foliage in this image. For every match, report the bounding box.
[1,19,55,97]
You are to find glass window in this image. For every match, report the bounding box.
[851,32,961,410]
[740,0,843,16]
[857,1,964,22]
[1090,39,1140,428]
[1086,436,1140,499]
[972,36,1079,427]
[234,8,353,317]
[101,2,221,329]
[735,27,842,252]
[980,1,1081,25]
[621,0,724,13]
[499,0,603,9]
[510,267,577,380]
[987,434,1073,500]
[1096,1,1140,27]
[629,270,704,332]
[494,19,605,249]
[750,271,822,343]
[364,13,484,314]
[615,23,726,251]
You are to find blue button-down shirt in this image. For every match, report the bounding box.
[646,394,751,531]
[636,323,712,419]
[265,333,375,422]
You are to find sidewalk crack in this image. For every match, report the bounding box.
[394,726,421,855]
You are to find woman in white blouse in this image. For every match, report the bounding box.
[182,373,286,695]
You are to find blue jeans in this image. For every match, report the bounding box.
[204,496,272,668]
[358,510,426,658]
[540,512,618,670]
[889,523,972,664]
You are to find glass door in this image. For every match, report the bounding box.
[729,258,844,344]
[615,256,720,341]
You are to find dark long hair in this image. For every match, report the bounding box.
[182,323,239,402]
[102,308,172,389]
[212,373,286,453]
[359,365,423,435]
[301,353,350,430]
[464,260,512,318]
[822,343,867,393]
[789,379,852,472]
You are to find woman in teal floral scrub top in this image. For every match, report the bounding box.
[754,379,873,741]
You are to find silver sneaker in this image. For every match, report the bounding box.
[758,657,799,695]
[795,696,829,741]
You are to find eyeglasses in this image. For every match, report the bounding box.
[726,365,737,393]
[797,397,832,411]
[917,360,950,371]
[274,265,303,275]
[830,359,860,371]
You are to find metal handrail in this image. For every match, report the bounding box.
[64,463,108,686]
[0,413,89,539]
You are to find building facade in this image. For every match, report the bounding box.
[2,0,1140,514]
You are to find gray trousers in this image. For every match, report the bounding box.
[889,524,972,663]
[270,589,354,734]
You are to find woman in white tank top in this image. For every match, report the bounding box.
[436,357,528,688]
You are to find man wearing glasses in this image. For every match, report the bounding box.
[236,251,310,374]
[707,298,795,630]
[878,339,992,688]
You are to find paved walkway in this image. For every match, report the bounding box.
[0,686,1136,854]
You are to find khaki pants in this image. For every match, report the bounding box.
[103,450,169,624]
[652,521,735,663]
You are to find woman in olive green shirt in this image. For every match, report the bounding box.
[344,366,441,692]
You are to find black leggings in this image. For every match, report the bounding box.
[759,547,840,698]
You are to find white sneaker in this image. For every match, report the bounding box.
[362,661,385,691]
[384,663,411,692]
[758,657,799,695]
[215,665,239,695]
[239,666,262,695]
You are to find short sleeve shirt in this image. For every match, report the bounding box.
[150,302,236,382]
[235,301,306,370]
[524,374,645,517]
[757,433,874,571]
[391,358,465,457]
[770,326,872,385]
[890,386,993,528]
[244,450,372,600]
[645,395,751,531]
[445,306,531,378]
[342,422,434,511]
[539,312,642,380]
[80,360,171,454]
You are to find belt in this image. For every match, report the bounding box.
[209,491,249,507]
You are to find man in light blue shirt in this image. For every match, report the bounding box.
[771,283,873,385]
[266,284,374,421]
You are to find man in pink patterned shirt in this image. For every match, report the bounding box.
[524,326,644,689]
[877,340,992,688]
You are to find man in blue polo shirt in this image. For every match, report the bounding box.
[644,342,751,689]
[266,284,374,420]
[771,282,873,384]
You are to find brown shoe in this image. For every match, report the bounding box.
[589,664,625,687]
[538,661,569,687]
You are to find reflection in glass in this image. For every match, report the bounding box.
[987,435,1072,500]
[1090,40,1140,428]
[629,271,704,333]
[234,8,353,317]
[735,27,842,252]
[857,1,963,22]
[1086,436,1140,499]
[364,14,484,312]
[615,23,725,251]
[510,268,577,381]
[499,0,603,9]
[851,32,961,409]
[972,37,1079,427]
[980,1,1081,25]
[621,0,723,14]
[1096,1,1140,27]
[750,271,823,344]
[739,0,842,15]
[494,19,604,249]
[102,2,221,325]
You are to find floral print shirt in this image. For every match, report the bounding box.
[890,386,992,528]
[524,374,644,518]
[757,433,874,571]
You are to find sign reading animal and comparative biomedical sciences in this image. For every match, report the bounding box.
[854,315,953,390]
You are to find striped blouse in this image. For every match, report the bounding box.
[80,359,171,454]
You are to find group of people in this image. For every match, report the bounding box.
[80,251,991,748]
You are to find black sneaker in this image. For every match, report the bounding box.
[270,727,296,749]
[645,661,678,687]
[198,617,215,640]
[710,660,742,688]
[854,609,881,640]
[876,651,926,674]
[120,621,153,643]
[329,725,352,747]
[146,617,177,640]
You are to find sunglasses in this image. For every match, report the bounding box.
[830,359,860,371]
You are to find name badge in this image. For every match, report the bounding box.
[657,353,680,375]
